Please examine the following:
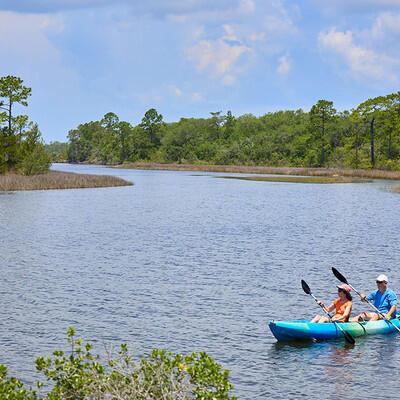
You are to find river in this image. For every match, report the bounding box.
[1,163,400,399]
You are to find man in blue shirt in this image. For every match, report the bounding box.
[350,274,398,322]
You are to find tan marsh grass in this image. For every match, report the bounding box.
[117,162,400,180]
[216,175,368,184]
[0,171,132,191]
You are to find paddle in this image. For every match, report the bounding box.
[301,279,355,344]
[332,267,400,333]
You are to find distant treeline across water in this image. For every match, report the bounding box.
[46,93,400,171]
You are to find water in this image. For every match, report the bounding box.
[1,163,400,399]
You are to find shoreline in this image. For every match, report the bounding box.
[114,162,400,180]
[0,170,133,191]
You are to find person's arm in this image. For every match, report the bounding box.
[385,292,398,319]
[316,300,332,313]
[326,302,335,313]
[341,303,352,321]
[385,305,396,320]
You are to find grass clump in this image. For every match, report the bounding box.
[0,171,132,191]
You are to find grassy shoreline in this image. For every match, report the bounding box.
[216,175,369,184]
[115,162,400,180]
[0,170,133,191]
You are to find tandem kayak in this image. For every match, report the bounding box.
[269,318,400,342]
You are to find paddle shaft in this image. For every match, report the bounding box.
[309,293,333,319]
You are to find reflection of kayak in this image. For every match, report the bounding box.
[269,319,400,342]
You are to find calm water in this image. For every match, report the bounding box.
[1,164,400,399]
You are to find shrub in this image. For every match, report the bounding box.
[0,328,236,400]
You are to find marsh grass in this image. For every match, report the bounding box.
[216,175,369,184]
[0,170,132,191]
[118,162,400,180]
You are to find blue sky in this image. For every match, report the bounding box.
[0,0,399,142]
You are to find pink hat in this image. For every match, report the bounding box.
[337,283,351,293]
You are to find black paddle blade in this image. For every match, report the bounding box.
[341,328,355,345]
[332,267,348,284]
[301,279,311,295]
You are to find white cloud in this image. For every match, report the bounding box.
[0,11,74,85]
[191,92,202,101]
[222,24,239,42]
[369,12,400,39]
[184,1,299,84]
[318,27,399,83]
[238,0,255,15]
[173,87,182,97]
[277,54,291,75]
[186,35,250,85]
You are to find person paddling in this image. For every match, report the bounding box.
[350,274,397,322]
[311,284,352,323]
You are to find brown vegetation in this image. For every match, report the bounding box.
[0,171,132,191]
[117,162,400,180]
[216,175,368,184]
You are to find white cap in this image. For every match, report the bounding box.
[376,274,388,283]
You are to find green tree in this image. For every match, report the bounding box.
[309,100,336,166]
[0,76,32,169]
[356,96,387,168]
[385,92,400,162]
[140,108,164,147]
[45,141,69,162]
[16,124,51,175]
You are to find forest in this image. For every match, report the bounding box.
[63,93,400,170]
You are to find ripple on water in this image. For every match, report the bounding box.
[1,164,400,399]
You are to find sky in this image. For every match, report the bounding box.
[0,0,399,142]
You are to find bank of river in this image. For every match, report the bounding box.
[115,162,400,180]
[1,163,400,400]
[0,170,132,191]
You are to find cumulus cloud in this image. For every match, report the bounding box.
[184,1,299,84]
[0,11,72,81]
[277,54,291,75]
[186,31,251,85]
[318,27,399,83]
[368,12,400,39]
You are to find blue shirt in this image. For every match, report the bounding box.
[367,288,398,318]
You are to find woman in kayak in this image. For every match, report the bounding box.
[311,284,352,323]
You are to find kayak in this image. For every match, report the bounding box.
[269,318,400,342]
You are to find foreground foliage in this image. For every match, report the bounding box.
[0,328,236,399]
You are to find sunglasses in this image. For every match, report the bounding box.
[376,280,387,284]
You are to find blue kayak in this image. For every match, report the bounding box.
[269,319,400,341]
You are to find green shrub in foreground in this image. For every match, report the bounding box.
[0,327,237,399]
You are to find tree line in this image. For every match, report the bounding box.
[0,75,50,175]
[63,93,400,170]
